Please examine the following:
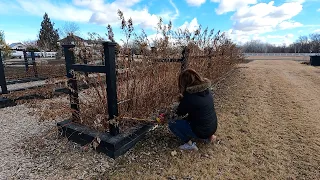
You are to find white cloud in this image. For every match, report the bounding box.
[13,0,179,30]
[277,21,303,29]
[229,32,295,46]
[225,29,250,44]
[286,34,294,38]
[286,0,305,3]
[217,0,304,45]
[317,8,320,12]
[186,0,206,7]
[178,18,200,32]
[232,1,303,33]
[211,0,257,14]
[77,0,179,29]
[252,34,267,42]
[267,34,294,39]
[226,28,296,45]
[169,0,180,20]
[267,35,286,39]
[314,29,320,33]
[73,0,170,29]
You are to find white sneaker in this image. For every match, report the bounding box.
[179,142,199,151]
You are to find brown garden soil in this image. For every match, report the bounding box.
[1,60,319,179]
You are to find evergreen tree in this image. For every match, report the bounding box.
[37,13,59,51]
[0,30,5,45]
[0,30,11,58]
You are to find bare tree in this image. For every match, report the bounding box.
[23,40,40,51]
[242,40,269,53]
[59,22,80,38]
[309,33,320,53]
[296,36,311,53]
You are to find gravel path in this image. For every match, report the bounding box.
[0,105,52,179]
[0,103,114,179]
[2,80,47,93]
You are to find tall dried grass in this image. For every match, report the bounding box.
[109,10,244,123]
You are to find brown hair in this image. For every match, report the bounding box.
[178,68,205,93]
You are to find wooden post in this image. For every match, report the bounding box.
[103,42,120,136]
[0,49,8,94]
[63,45,80,122]
[131,48,134,62]
[23,50,29,72]
[31,51,38,78]
[83,57,89,77]
[181,46,189,71]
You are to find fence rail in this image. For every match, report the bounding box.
[10,49,57,58]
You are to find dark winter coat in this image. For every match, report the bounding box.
[176,78,218,139]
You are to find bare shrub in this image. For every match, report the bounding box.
[109,10,244,123]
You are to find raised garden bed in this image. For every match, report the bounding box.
[57,119,153,158]
[6,77,48,85]
[0,97,16,108]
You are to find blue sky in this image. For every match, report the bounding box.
[0,0,319,45]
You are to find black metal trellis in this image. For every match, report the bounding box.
[57,44,191,158]
[0,49,8,94]
[63,42,120,136]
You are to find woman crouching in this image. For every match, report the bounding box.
[169,69,218,151]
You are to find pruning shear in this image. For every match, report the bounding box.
[155,113,166,124]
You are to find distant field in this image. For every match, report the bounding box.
[245,56,310,61]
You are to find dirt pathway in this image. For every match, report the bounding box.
[214,60,320,179]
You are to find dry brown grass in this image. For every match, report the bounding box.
[245,55,310,61]
[100,61,320,179]
[5,60,319,179]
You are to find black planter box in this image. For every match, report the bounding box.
[310,56,320,66]
[57,120,154,158]
[6,77,47,85]
[0,97,16,108]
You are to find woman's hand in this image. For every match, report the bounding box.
[156,113,168,124]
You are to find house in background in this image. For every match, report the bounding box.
[58,35,89,46]
[9,42,26,50]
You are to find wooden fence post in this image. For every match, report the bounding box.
[83,57,89,77]
[63,45,80,122]
[103,42,120,136]
[31,51,38,78]
[0,49,8,94]
[23,50,29,72]
[181,46,189,71]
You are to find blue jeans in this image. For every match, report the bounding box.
[169,120,198,143]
